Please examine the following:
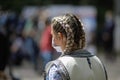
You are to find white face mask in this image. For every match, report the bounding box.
[52,38,62,52]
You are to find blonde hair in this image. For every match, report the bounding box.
[52,14,85,54]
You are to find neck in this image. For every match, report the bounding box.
[60,37,66,52]
[61,44,66,52]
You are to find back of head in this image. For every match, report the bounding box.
[52,13,86,54]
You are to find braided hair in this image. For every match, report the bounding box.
[52,14,86,54]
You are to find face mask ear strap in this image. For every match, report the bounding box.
[52,38,56,46]
[52,38,62,52]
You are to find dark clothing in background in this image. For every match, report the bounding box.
[0,32,10,71]
[103,20,115,53]
[102,17,116,61]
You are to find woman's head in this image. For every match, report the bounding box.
[51,13,85,54]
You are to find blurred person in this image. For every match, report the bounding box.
[3,12,20,80]
[16,14,26,35]
[0,26,10,74]
[102,10,116,61]
[44,14,107,80]
[10,32,24,66]
[0,20,17,80]
[5,11,18,33]
[21,29,39,70]
[21,15,39,70]
[10,29,39,70]
[0,10,8,28]
[23,16,34,36]
[40,17,53,71]
[0,10,12,80]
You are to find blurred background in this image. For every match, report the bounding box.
[0,0,120,80]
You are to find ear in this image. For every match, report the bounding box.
[57,32,63,40]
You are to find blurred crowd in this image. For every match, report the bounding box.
[0,6,117,80]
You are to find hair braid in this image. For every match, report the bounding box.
[56,16,75,53]
[70,14,86,49]
[77,20,85,49]
[52,17,67,37]
[64,25,74,53]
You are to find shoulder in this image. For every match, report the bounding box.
[47,64,62,80]
[45,60,70,80]
[90,56,103,65]
[45,60,62,80]
[58,56,77,67]
[45,60,64,74]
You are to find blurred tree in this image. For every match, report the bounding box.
[0,0,113,11]
[0,0,114,30]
